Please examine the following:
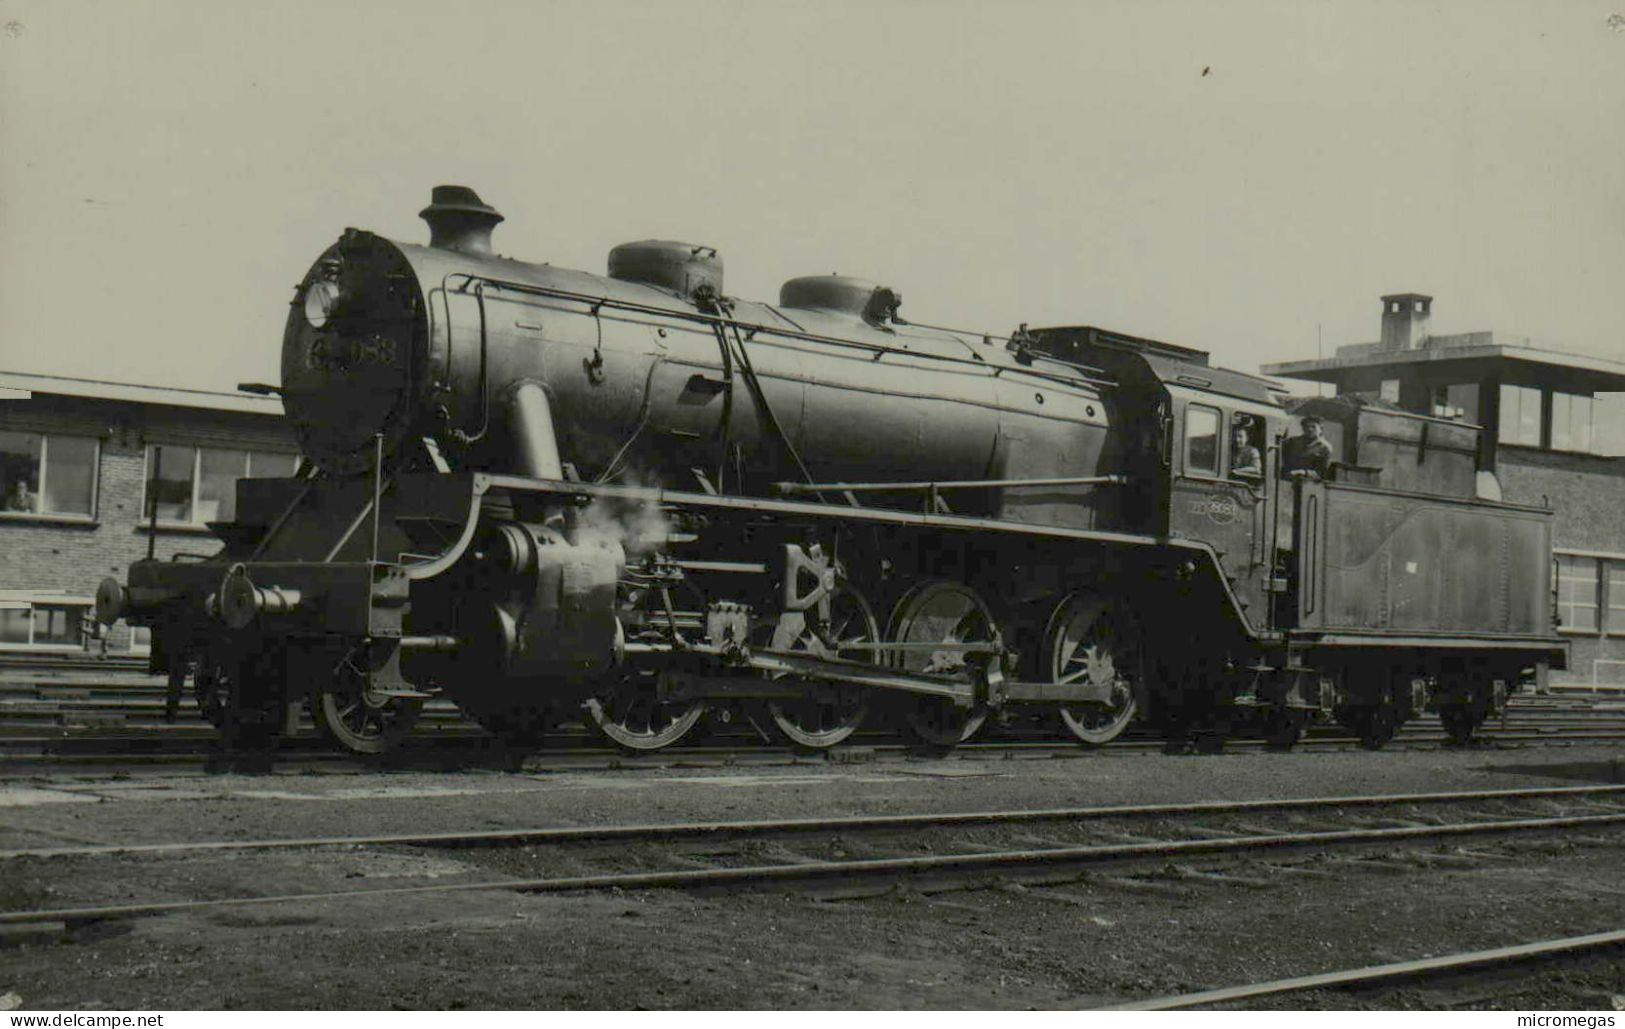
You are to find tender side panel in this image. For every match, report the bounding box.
[1299,482,1552,637]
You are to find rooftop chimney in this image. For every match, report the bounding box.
[1380,292,1432,351]
[419,185,504,256]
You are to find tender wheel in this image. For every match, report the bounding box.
[1349,706,1398,749]
[311,652,424,756]
[585,670,708,752]
[887,580,997,750]
[1439,706,1480,745]
[1264,711,1307,750]
[765,581,879,750]
[1046,593,1139,746]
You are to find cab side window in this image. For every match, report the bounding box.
[1230,416,1262,479]
[1185,405,1220,475]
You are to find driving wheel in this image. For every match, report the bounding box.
[766,580,879,750]
[887,580,997,751]
[1045,593,1139,746]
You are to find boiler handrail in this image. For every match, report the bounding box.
[771,474,1130,495]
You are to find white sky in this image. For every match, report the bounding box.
[1,0,1622,392]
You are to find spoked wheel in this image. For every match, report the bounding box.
[311,651,423,756]
[887,580,997,751]
[1263,711,1307,750]
[192,644,280,749]
[586,583,709,752]
[1347,705,1399,749]
[192,656,232,730]
[765,581,879,751]
[585,669,708,752]
[1439,706,1481,745]
[1045,593,1139,746]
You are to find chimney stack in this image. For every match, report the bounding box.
[419,185,504,256]
[1380,293,1432,351]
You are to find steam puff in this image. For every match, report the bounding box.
[572,486,673,558]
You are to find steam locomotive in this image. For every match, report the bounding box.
[95,186,1568,755]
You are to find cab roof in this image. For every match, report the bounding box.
[1029,325,1285,405]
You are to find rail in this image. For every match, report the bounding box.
[1116,928,1625,1010]
[6,802,1625,928]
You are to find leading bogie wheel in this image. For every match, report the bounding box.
[887,580,997,751]
[191,645,282,748]
[313,689,424,755]
[766,580,879,751]
[192,657,233,730]
[1045,592,1140,746]
[311,652,424,755]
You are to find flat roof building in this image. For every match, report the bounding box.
[0,371,295,656]
[1263,295,1625,686]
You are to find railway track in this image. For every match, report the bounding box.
[7,665,1620,734]
[4,718,1625,775]
[5,784,1625,929]
[1117,928,1625,1010]
[6,726,1625,776]
[5,664,1624,769]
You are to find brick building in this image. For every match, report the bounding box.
[1263,295,1625,686]
[0,371,295,655]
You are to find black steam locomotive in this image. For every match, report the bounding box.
[96,186,1567,755]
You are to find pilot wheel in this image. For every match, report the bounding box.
[310,649,424,756]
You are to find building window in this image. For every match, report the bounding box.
[0,431,99,518]
[1498,385,1542,447]
[1556,555,1600,633]
[1185,405,1220,475]
[0,596,92,650]
[1550,392,1594,453]
[143,446,298,525]
[1379,379,1401,403]
[1596,394,1625,457]
[1432,383,1479,422]
[1608,563,1625,637]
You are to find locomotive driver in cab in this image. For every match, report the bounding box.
[1282,414,1333,480]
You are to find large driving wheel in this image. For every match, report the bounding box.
[1046,593,1139,746]
[311,651,423,755]
[887,580,997,750]
[766,581,879,750]
[584,669,708,752]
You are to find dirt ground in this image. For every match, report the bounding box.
[2,743,1624,1010]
